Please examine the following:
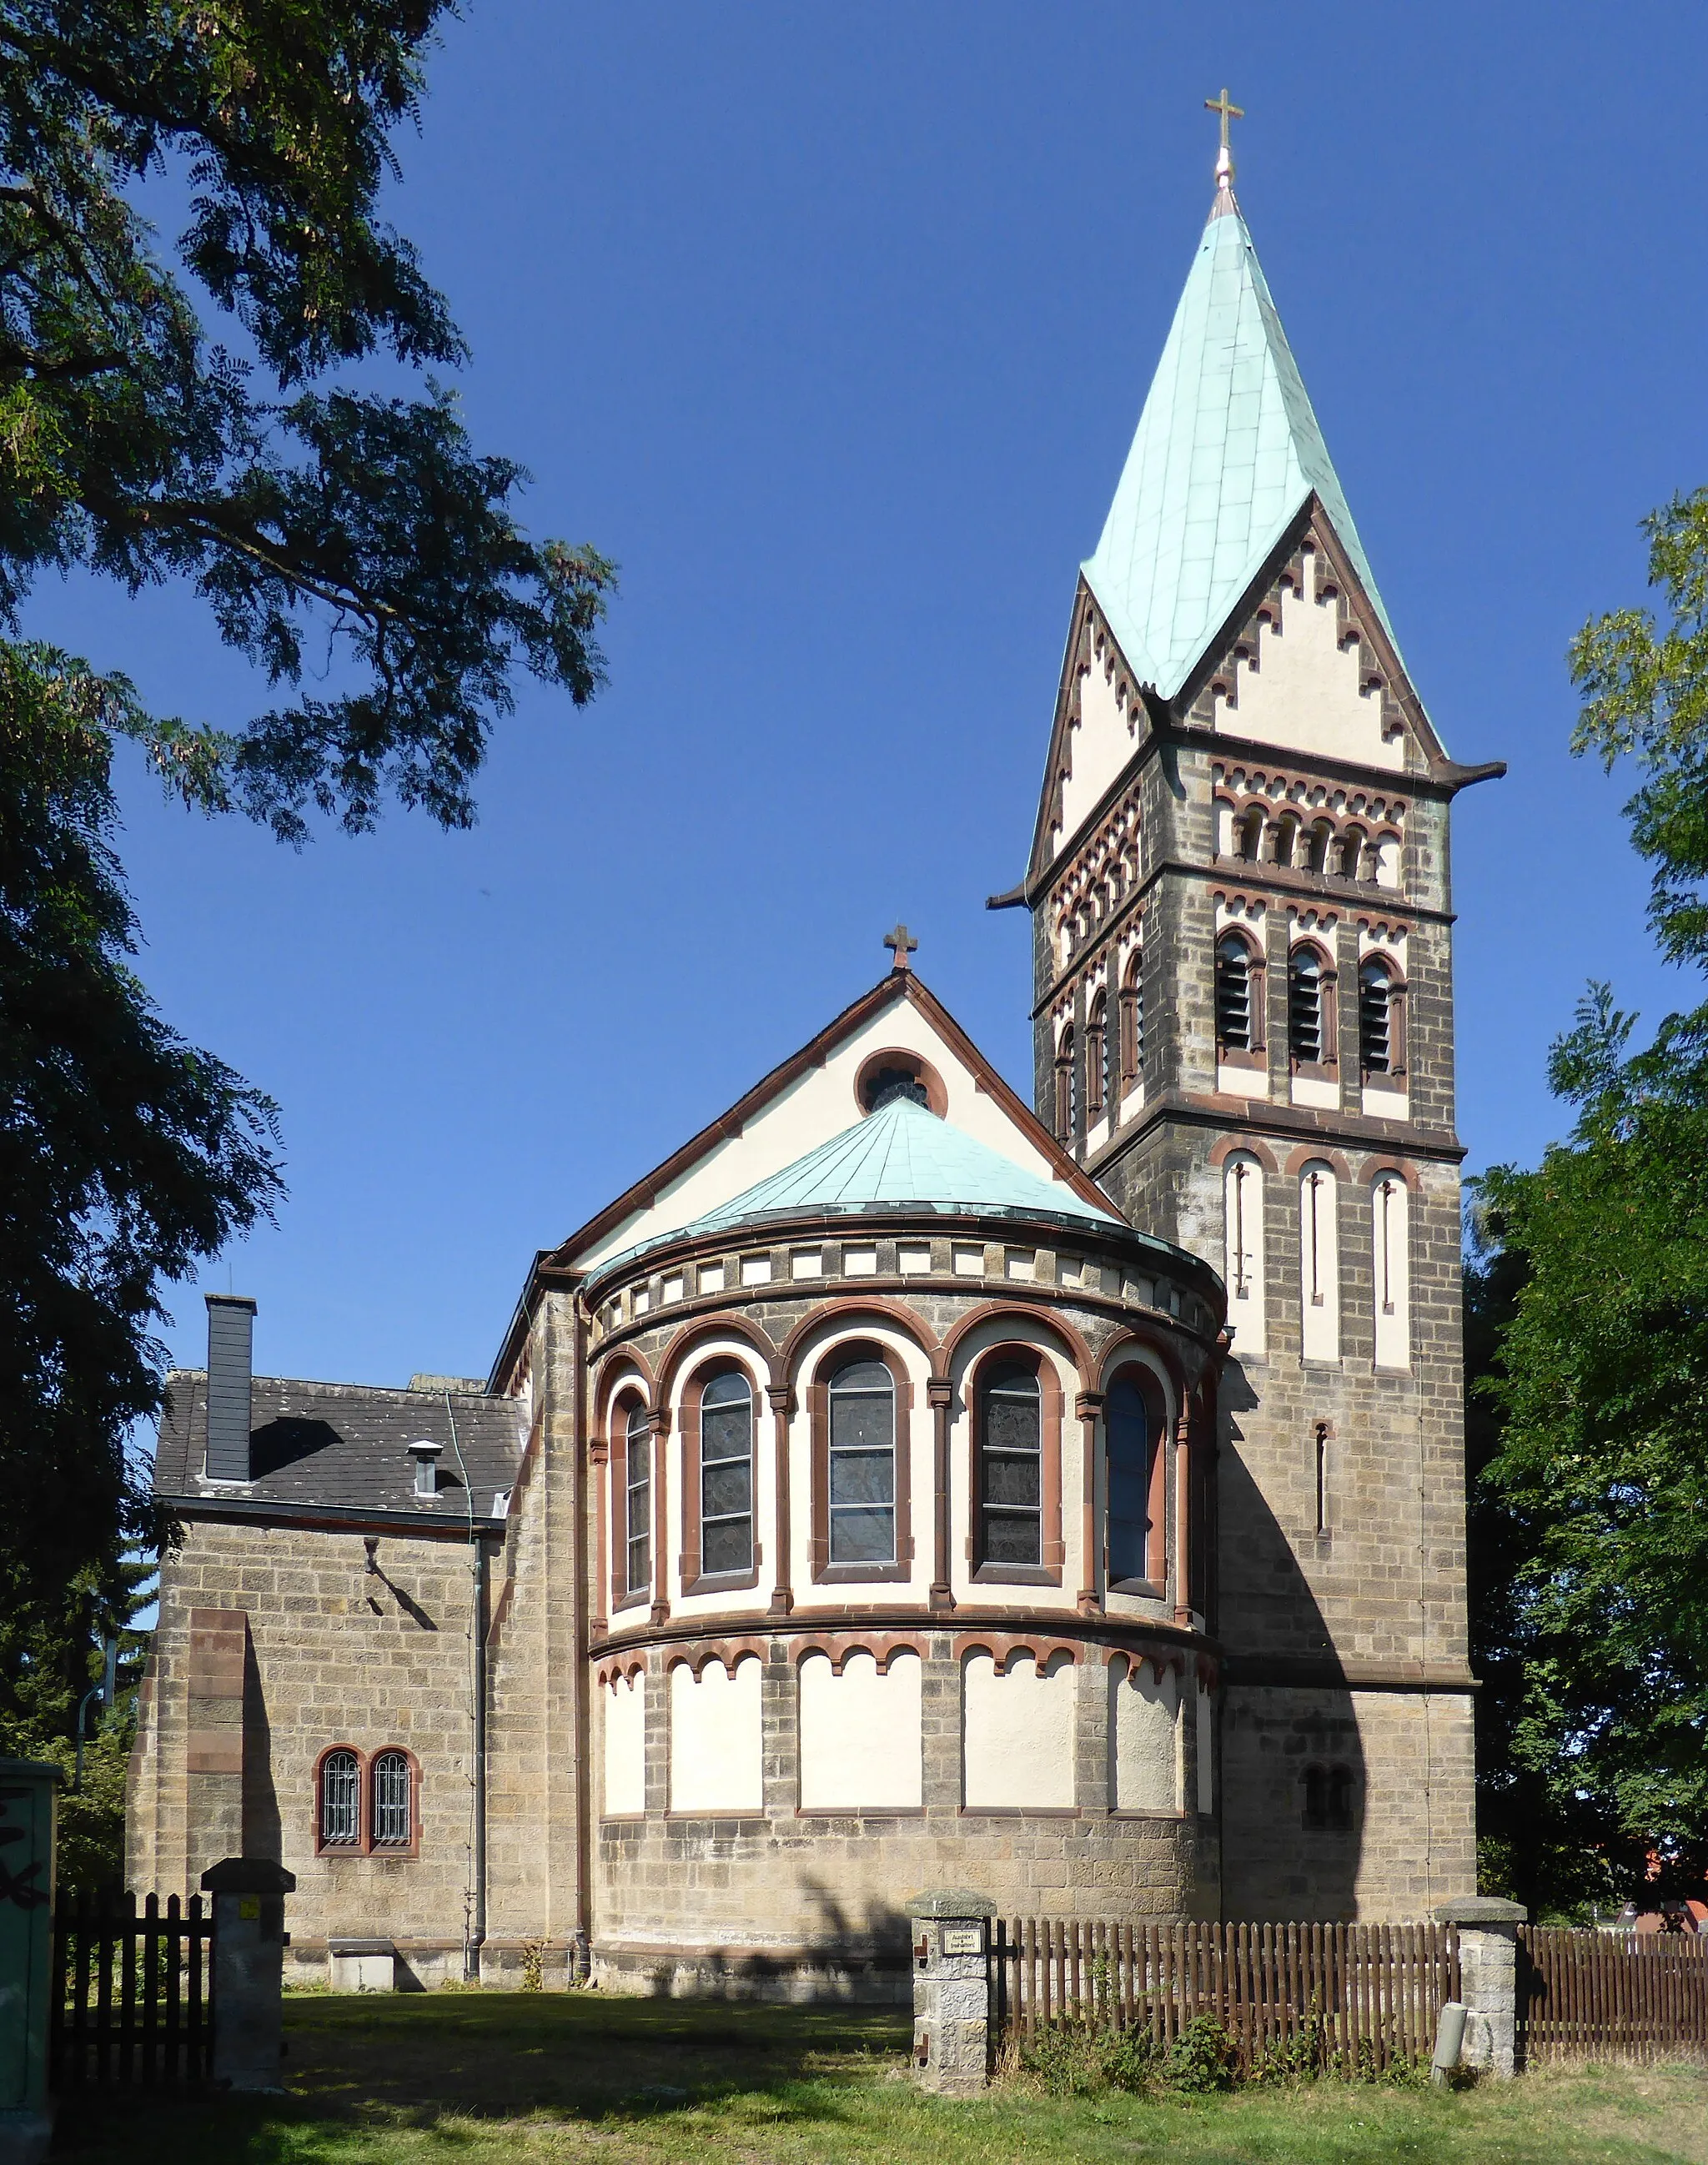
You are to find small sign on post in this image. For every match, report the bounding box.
[906,1890,996,2097]
[0,1759,59,2165]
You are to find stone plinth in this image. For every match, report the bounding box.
[906,1890,994,2097]
[1434,1896,1526,2077]
[201,1857,295,2092]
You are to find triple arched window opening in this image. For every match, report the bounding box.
[610,1349,1174,1603]
[1216,935,1404,1079]
[315,1746,416,1856]
[1228,803,1394,885]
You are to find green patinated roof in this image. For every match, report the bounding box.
[600,1094,1124,1277]
[1083,193,1395,700]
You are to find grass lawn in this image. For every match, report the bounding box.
[53,1992,1708,2164]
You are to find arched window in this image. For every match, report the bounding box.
[1215,934,1257,1052]
[827,1357,895,1565]
[1222,1151,1267,1359]
[699,1370,754,1576]
[1085,992,1108,1121]
[1106,1369,1155,1588]
[1306,818,1334,875]
[1339,823,1368,881]
[1359,959,1399,1074]
[1053,1024,1076,1141]
[977,1362,1042,1567]
[625,1400,651,1595]
[1288,947,1323,1065]
[1236,805,1265,861]
[1299,1160,1341,1364]
[1119,953,1143,1093]
[371,1750,413,1848]
[319,1749,360,1850]
[1303,1762,1356,1831]
[1273,812,1299,869]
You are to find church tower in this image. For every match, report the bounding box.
[1000,120,1494,1916]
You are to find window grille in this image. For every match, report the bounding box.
[826,1357,895,1564]
[319,1749,360,1848]
[1359,962,1392,1072]
[699,1370,753,1575]
[371,1751,412,1847]
[978,1364,1042,1567]
[1106,1370,1152,1586]
[1289,948,1323,1064]
[1215,936,1253,1051]
[625,1402,651,1594]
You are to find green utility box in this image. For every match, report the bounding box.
[0,1759,59,2162]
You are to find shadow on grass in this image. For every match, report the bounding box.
[54,1992,916,2161]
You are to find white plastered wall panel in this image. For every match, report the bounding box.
[576,997,1094,1271]
[1371,1173,1412,1372]
[601,1672,646,1817]
[1299,1160,1341,1364]
[668,1656,762,1814]
[1222,1151,1267,1359]
[962,1651,1076,1808]
[1110,1657,1179,1812]
[945,1318,1082,1610]
[786,1316,932,1612]
[1057,633,1141,859]
[1195,1682,1215,1815]
[1208,542,1405,772]
[797,1650,922,1811]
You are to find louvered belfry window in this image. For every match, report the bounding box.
[371,1751,412,1847]
[1215,935,1253,1051]
[978,1363,1042,1567]
[1289,948,1324,1064]
[700,1370,753,1575]
[319,1750,360,1848]
[1359,961,1393,1073]
[826,1358,895,1564]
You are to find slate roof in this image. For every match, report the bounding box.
[595,1093,1161,1283]
[153,1372,526,1523]
[1083,188,1420,718]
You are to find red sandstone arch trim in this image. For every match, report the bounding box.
[595,1655,646,1687]
[655,1312,781,1401]
[1282,1144,1352,1181]
[1207,1133,1279,1173]
[1358,1155,1421,1193]
[605,1377,656,1623]
[1097,1325,1187,1410]
[852,1046,949,1118]
[1098,1347,1172,1593]
[792,1631,927,1675]
[663,1637,769,1680]
[1196,1656,1219,1690]
[592,1347,656,1437]
[778,1294,941,1376]
[1107,1648,1185,1685]
[953,1631,1082,1675]
[940,1299,1095,1388]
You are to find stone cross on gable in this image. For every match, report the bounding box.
[884,923,918,974]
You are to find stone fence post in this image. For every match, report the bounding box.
[1432,1896,1526,2077]
[906,1891,994,2096]
[201,1858,295,2092]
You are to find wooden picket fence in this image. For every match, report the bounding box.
[992,1918,1459,2077]
[49,1890,214,2089]
[1520,1927,1708,2064]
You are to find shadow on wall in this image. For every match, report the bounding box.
[241,1630,281,1863]
[639,1880,909,2004]
[1216,1359,1366,1921]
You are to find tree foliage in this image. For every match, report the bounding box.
[0,3,612,1725]
[1474,498,1708,1902]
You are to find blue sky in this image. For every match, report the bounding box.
[28,2,1708,1390]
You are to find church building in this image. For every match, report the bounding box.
[128,136,1491,1993]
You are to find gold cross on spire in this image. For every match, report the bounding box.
[1204,87,1243,190]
